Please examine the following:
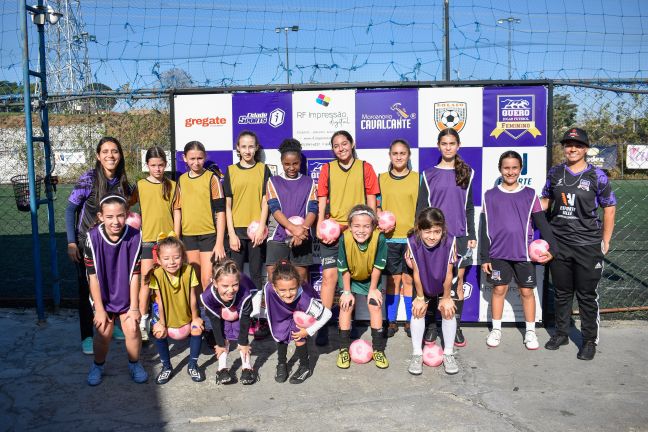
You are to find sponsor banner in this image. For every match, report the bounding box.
[292,90,355,150]
[483,86,547,147]
[626,144,648,169]
[481,147,547,196]
[419,147,483,206]
[232,92,292,150]
[586,145,617,170]
[175,150,232,177]
[173,93,233,151]
[479,266,544,322]
[461,265,480,323]
[419,87,483,148]
[355,89,418,148]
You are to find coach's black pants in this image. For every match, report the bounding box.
[75,249,94,341]
[549,241,603,344]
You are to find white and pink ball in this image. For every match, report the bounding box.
[288,216,305,226]
[293,311,316,328]
[167,324,191,341]
[528,239,550,262]
[422,342,444,367]
[221,306,239,321]
[247,220,268,241]
[317,219,341,243]
[126,211,141,230]
[349,339,373,364]
[378,211,396,231]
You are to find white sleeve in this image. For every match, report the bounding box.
[305,299,332,337]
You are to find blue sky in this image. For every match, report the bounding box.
[2,0,647,94]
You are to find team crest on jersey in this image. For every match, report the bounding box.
[434,101,467,132]
[490,95,542,140]
[491,270,501,281]
[578,179,591,191]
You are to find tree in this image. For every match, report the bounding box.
[81,82,117,113]
[552,93,578,142]
[159,68,193,89]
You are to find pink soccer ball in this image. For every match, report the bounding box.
[167,324,190,341]
[349,339,373,364]
[293,311,316,328]
[378,211,396,231]
[528,239,550,262]
[221,306,239,321]
[126,212,141,230]
[422,342,444,367]
[288,216,305,226]
[317,219,341,243]
[247,220,268,241]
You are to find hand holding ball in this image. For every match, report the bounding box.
[349,339,373,364]
[247,220,268,242]
[288,216,305,226]
[378,211,396,232]
[167,324,191,340]
[528,239,550,262]
[317,219,341,243]
[293,311,316,328]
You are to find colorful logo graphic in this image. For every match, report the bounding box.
[359,101,415,131]
[315,94,331,107]
[184,116,227,127]
[307,158,332,183]
[434,101,467,132]
[490,95,542,140]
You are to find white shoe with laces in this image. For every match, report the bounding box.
[487,329,502,347]
[524,330,540,350]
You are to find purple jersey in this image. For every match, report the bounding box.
[201,274,254,341]
[407,234,456,297]
[267,174,315,242]
[483,185,543,261]
[422,166,474,238]
[264,281,323,343]
[86,225,141,314]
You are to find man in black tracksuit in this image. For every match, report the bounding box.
[541,128,616,360]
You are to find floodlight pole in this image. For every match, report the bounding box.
[498,17,521,80]
[444,0,450,81]
[276,26,299,84]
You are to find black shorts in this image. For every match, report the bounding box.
[265,239,313,267]
[487,259,536,287]
[141,242,155,260]
[183,234,216,252]
[384,242,412,276]
[455,236,473,268]
[319,238,340,270]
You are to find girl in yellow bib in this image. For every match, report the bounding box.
[336,204,388,369]
[131,146,180,340]
[174,141,226,290]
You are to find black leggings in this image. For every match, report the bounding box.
[75,255,94,340]
[229,237,266,290]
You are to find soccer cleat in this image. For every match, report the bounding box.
[216,368,234,385]
[423,324,438,344]
[443,354,459,375]
[315,328,329,346]
[524,330,540,350]
[289,365,311,384]
[112,326,125,341]
[386,321,399,338]
[336,348,351,369]
[372,350,389,369]
[156,365,173,385]
[404,322,411,338]
[128,361,148,384]
[408,354,423,376]
[577,340,596,360]
[275,363,288,383]
[87,363,104,386]
[240,368,258,385]
[544,334,569,350]
[187,363,205,382]
[454,327,466,347]
[81,337,94,355]
[486,329,502,347]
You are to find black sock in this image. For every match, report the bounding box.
[295,344,309,367]
[455,299,464,327]
[94,361,105,367]
[277,342,288,364]
[371,327,386,352]
[339,329,351,349]
[426,297,438,327]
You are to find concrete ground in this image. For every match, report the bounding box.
[1,308,647,432]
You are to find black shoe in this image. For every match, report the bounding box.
[386,321,398,338]
[315,328,329,346]
[215,368,234,385]
[187,363,205,382]
[289,364,311,384]
[254,320,271,340]
[423,324,438,344]
[544,334,570,350]
[404,322,411,338]
[156,365,173,385]
[454,327,466,347]
[577,340,596,360]
[240,368,258,385]
[275,363,288,383]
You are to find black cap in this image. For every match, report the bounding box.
[560,127,590,147]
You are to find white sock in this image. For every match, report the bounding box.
[442,318,457,355]
[526,321,536,332]
[218,350,228,370]
[410,317,425,355]
[492,319,502,331]
[240,351,252,369]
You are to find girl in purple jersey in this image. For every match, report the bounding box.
[418,128,475,347]
[405,208,459,376]
[480,151,558,350]
[85,195,146,386]
[66,137,132,355]
[265,260,331,384]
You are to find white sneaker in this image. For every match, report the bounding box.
[443,354,459,375]
[486,329,502,347]
[524,330,539,350]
